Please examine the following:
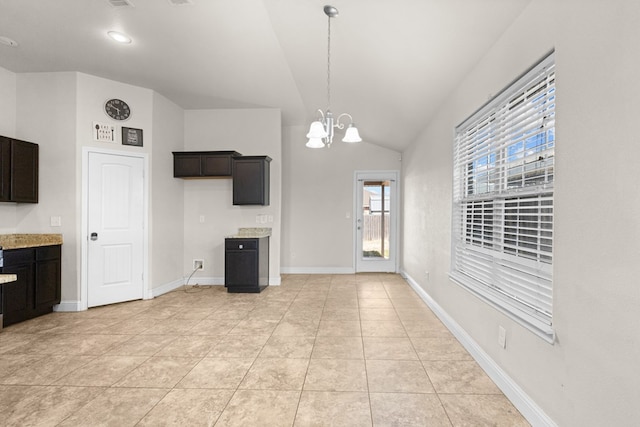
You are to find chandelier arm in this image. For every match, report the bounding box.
[335,113,354,129]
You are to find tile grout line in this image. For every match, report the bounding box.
[390,277,457,427]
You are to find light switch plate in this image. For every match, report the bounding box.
[93,121,116,143]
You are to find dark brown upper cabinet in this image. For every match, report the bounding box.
[232,156,271,206]
[173,151,242,178]
[0,136,39,203]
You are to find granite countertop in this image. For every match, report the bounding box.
[226,227,272,239]
[0,234,63,250]
[0,274,17,284]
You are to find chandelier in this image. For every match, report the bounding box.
[306,5,362,148]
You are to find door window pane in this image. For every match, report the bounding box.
[362,181,390,259]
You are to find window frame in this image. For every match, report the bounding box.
[450,51,556,342]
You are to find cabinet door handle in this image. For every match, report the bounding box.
[239,244,243,249]
[90,232,98,241]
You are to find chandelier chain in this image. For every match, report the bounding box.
[306,5,361,148]
[327,12,331,111]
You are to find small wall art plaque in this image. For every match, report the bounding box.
[122,127,143,147]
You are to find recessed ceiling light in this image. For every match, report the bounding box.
[0,36,19,47]
[107,31,132,44]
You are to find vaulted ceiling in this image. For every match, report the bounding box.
[0,0,530,151]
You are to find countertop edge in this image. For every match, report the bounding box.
[0,274,18,284]
[0,234,64,250]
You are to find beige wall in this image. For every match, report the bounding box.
[0,66,16,138]
[4,71,186,305]
[183,108,282,284]
[15,72,78,302]
[281,125,401,272]
[150,92,185,291]
[0,66,17,232]
[401,1,640,425]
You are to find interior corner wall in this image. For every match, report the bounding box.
[0,66,16,138]
[0,65,17,233]
[150,92,185,290]
[281,125,401,273]
[401,1,640,426]
[75,73,154,304]
[14,72,78,302]
[182,108,282,284]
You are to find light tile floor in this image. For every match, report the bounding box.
[0,274,530,426]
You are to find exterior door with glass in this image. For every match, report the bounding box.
[355,171,398,273]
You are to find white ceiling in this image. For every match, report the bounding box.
[0,0,530,151]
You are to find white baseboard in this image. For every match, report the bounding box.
[150,275,282,299]
[401,270,557,427]
[148,278,186,298]
[270,276,281,286]
[54,301,84,312]
[56,274,283,312]
[281,267,355,275]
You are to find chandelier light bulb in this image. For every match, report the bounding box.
[307,121,328,139]
[306,138,326,148]
[342,124,362,143]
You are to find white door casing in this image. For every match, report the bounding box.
[355,171,399,273]
[83,149,147,308]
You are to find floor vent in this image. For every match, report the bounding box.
[168,0,194,6]
[106,0,135,7]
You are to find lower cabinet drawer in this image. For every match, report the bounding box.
[4,248,35,265]
[225,239,258,250]
[36,245,61,261]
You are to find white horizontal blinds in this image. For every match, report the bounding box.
[463,199,496,249]
[503,193,553,264]
[452,52,555,332]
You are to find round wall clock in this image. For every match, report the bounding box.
[104,98,131,121]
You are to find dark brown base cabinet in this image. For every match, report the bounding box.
[0,245,61,327]
[225,237,269,293]
[0,136,39,203]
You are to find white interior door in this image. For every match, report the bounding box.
[87,152,145,307]
[355,171,399,273]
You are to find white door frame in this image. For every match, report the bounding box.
[354,170,400,273]
[80,147,149,311]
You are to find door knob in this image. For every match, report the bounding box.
[90,232,98,241]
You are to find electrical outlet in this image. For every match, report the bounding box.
[193,259,204,270]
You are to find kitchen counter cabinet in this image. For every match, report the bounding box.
[232,156,271,206]
[0,136,39,203]
[173,151,242,178]
[224,236,269,293]
[0,245,61,327]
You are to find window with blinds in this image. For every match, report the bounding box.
[451,52,555,341]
